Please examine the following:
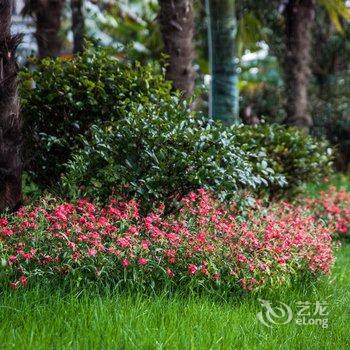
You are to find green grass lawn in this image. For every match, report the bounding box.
[0,244,349,350]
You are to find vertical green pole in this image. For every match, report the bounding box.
[206,0,240,125]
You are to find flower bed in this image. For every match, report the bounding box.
[0,190,335,292]
[305,187,350,238]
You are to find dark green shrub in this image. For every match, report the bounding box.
[63,95,333,210]
[20,46,172,187]
[20,47,333,207]
[63,99,280,210]
[234,124,334,197]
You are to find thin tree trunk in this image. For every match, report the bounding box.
[283,0,316,132]
[206,0,239,125]
[22,0,65,59]
[0,0,22,212]
[158,0,195,97]
[71,0,84,54]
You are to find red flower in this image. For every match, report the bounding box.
[19,275,28,286]
[277,258,286,265]
[71,252,81,262]
[9,282,18,289]
[2,228,14,237]
[22,253,33,261]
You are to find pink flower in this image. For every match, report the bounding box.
[336,222,348,234]
[54,210,67,221]
[8,256,17,265]
[87,248,97,257]
[188,192,197,202]
[128,226,139,235]
[196,232,206,244]
[0,218,8,227]
[237,254,247,263]
[105,225,117,234]
[108,207,122,217]
[250,278,257,285]
[98,217,108,226]
[138,258,148,266]
[0,187,338,293]
[68,242,76,250]
[117,237,131,248]
[2,228,14,237]
[201,266,209,275]
[206,245,215,252]
[188,264,198,275]
[141,240,150,250]
[166,268,175,278]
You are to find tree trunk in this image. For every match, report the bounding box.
[283,0,316,132]
[158,0,195,97]
[71,0,84,54]
[0,0,22,212]
[22,0,65,59]
[206,0,239,125]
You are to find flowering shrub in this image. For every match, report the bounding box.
[304,187,350,238]
[0,190,334,292]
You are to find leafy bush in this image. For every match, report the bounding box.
[64,106,333,210]
[20,46,172,186]
[234,125,334,197]
[63,98,286,210]
[0,190,334,291]
[20,46,333,204]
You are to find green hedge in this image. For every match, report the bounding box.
[234,124,334,197]
[19,46,333,209]
[63,99,280,210]
[63,100,333,210]
[20,46,172,186]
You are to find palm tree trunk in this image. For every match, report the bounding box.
[283,0,316,132]
[158,0,195,97]
[71,0,84,54]
[22,0,65,59]
[206,0,239,125]
[0,0,22,212]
